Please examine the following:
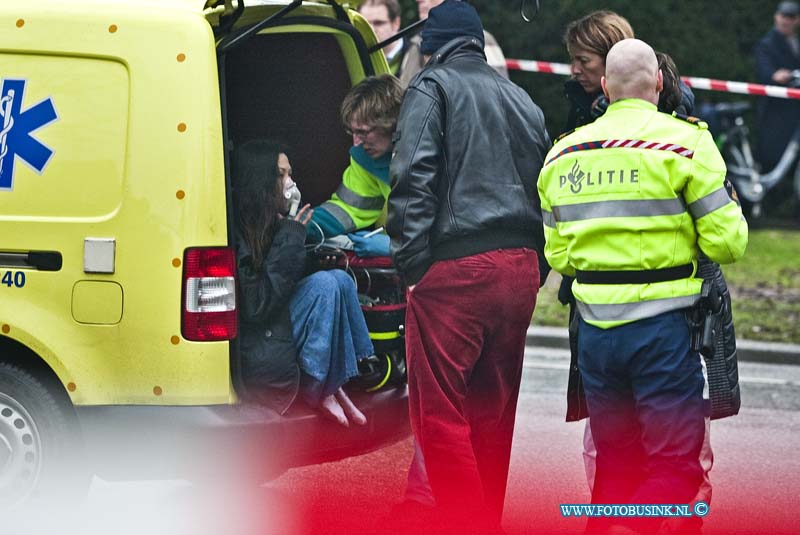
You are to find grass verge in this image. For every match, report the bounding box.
[532,229,800,344]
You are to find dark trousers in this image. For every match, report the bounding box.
[404,248,539,531]
[578,310,705,533]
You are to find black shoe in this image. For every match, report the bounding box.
[359,354,381,365]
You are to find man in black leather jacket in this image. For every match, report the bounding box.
[386,1,550,531]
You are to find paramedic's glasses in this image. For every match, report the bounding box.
[346,125,377,140]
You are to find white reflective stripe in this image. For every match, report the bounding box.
[335,184,385,210]
[576,294,699,323]
[542,209,556,228]
[552,198,686,222]
[688,187,732,219]
[320,201,356,232]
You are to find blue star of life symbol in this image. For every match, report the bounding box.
[0,78,58,190]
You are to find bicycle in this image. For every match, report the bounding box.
[706,77,800,219]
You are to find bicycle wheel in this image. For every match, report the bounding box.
[721,130,760,218]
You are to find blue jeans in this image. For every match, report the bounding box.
[289,270,374,406]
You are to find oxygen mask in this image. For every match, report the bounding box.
[283,178,302,217]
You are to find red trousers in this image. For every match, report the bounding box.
[405,248,540,530]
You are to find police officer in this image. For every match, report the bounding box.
[310,74,403,251]
[538,39,747,534]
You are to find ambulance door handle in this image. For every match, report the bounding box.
[27,251,62,271]
[0,251,62,271]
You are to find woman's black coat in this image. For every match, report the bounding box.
[235,219,307,414]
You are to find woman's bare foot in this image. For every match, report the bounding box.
[335,388,367,426]
[319,395,349,427]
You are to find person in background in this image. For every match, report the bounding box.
[309,75,402,257]
[358,0,409,77]
[399,0,508,87]
[562,10,635,132]
[387,1,550,532]
[656,51,694,115]
[234,140,373,428]
[539,38,747,534]
[754,1,800,172]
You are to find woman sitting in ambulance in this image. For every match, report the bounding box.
[233,139,373,427]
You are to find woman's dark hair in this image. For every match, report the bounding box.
[657,51,682,114]
[233,139,288,269]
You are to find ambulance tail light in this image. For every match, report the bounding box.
[182,247,238,341]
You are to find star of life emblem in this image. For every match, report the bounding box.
[0,78,58,191]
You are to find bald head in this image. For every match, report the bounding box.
[601,39,663,104]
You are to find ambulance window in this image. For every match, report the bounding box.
[0,54,127,219]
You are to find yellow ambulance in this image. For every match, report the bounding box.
[0,0,409,508]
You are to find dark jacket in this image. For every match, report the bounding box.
[235,219,306,414]
[754,28,800,169]
[562,78,696,134]
[388,37,551,285]
[696,257,741,420]
[563,80,602,133]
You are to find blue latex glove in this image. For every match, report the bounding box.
[348,230,391,257]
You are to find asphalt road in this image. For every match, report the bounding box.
[264,348,800,535]
[57,347,800,535]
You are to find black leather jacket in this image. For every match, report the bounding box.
[387,37,551,285]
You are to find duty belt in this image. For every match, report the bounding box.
[575,263,694,284]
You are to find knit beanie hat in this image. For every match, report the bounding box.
[420,0,485,56]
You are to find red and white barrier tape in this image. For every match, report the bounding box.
[505,58,573,76]
[505,58,800,100]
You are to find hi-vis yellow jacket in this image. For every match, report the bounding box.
[538,99,748,328]
[319,145,391,233]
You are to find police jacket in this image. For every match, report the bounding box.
[539,98,748,329]
[388,37,550,285]
[235,219,306,414]
[558,79,695,308]
[560,83,703,421]
[316,145,391,235]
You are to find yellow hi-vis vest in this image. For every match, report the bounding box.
[538,99,748,328]
[320,147,391,233]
